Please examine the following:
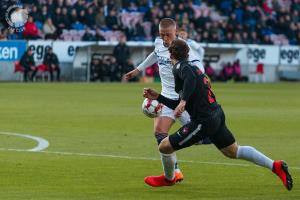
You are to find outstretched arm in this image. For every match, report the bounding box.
[157,95,180,110]
[124,52,157,80]
[137,52,157,71]
[143,88,180,110]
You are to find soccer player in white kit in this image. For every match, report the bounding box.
[124,18,205,183]
[178,28,205,62]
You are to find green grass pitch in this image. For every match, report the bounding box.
[0,82,299,200]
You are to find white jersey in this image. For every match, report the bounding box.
[186,39,205,63]
[154,37,204,99]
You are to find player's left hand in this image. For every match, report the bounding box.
[174,100,186,117]
[143,88,159,100]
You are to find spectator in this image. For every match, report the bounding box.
[71,20,85,31]
[43,18,57,39]
[52,7,62,28]
[43,47,61,81]
[224,62,234,81]
[95,28,105,41]
[86,7,96,28]
[61,7,71,29]
[40,6,51,24]
[220,62,234,81]
[202,31,210,43]
[242,31,250,44]
[113,36,130,67]
[78,10,87,25]
[20,48,38,82]
[30,5,42,22]
[46,0,55,16]
[7,28,19,40]
[127,2,138,12]
[250,31,260,44]
[232,59,242,82]
[262,35,272,44]
[233,32,242,43]
[23,16,40,39]
[95,7,106,28]
[90,58,101,81]
[145,65,155,77]
[223,32,233,43]
[101,56,112,82]
[131,20,146,41]
[82,27,96,41]
[151,18,160,39]
[296,31,300,44]
[0,28,7,40]
[204,61,216,81]
[105,9,119,30]
[109,56,123,81]
[70,8,78,25]
[2,0,300,44]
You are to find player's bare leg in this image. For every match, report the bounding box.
[221,143,293,190]
[149,117,183,182]
[144,137,177,187]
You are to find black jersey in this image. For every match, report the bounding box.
[157,60,220,122]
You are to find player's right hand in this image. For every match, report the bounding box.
[174,100,186,118]
[143,88,159,100]
[123,68,140,80]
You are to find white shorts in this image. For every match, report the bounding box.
[160,105,191,125]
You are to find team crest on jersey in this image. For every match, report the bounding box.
[182,127,189,134]
[158,56,172,66]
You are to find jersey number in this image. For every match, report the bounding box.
[203,76,216,104]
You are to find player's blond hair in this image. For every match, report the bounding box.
[159,18,176,29]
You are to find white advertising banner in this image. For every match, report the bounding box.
[52,41,95,62]
[280,46,300,65]
[27,40,52,62]
[247,45,280,65]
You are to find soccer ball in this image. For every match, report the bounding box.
[142,98,163,118]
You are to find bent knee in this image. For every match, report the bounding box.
[223,150,237,159]
[158,138,174,154]
[221,143,238,159]
[154,126,170,133]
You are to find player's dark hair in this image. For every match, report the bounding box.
[168,39,189,61]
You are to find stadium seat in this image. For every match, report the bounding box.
[37,64,50,81]
[14,61,24,82]
[255,63,266,83]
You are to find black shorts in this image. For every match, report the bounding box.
[169,108,236,150]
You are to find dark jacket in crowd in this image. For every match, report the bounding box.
[43,52,59,66]
[20,53,35,69]
[113,43,130,64]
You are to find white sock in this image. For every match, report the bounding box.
[237,146,274,170]
[174,153,181,173]
[160,153,176,181]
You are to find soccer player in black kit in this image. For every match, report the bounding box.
[143,39,293,191]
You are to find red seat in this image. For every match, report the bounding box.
[14,61,24,81]
[37,64,50,81]
[256,63,264,74]
[37,64,48,72]
[14,61,24,72]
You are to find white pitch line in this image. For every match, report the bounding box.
[0,147,299,170]
[0,131,49,152]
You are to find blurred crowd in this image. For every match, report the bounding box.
[204,59,247,82]
[90,36,138,82]
[1,0,300,44]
